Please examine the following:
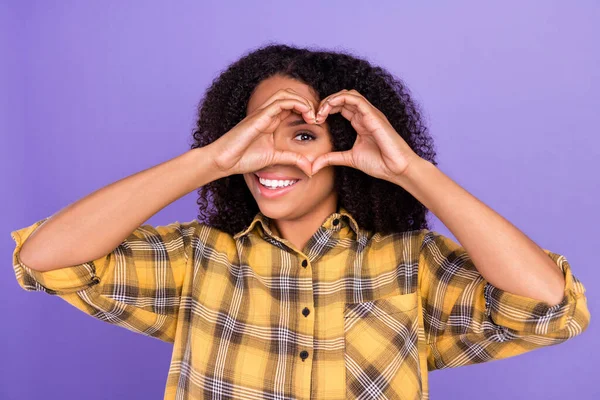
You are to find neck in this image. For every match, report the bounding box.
[270,195,338,251]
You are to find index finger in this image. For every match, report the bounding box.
[263,98,316,124]
[256,89,317,121]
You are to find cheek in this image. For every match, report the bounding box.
[243,174,253,189]
[311,167,336,190]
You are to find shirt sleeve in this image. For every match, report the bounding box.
[11,217,198,343]
[417,229,591,371]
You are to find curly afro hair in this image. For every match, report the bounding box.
[189,42,439,236]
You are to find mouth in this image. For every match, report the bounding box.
[253,173,303,199]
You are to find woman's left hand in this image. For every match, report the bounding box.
[311,89,421,182]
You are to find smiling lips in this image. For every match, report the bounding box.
[254,172,302,180]
[253,173,302,198]
[259,177,298,188]
[254,172,301,189]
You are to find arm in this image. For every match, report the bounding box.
[307,89,588,369]
[395,158,566,306]
[11,145,224,343]
[19,146,224,272]
[397,159,589,369]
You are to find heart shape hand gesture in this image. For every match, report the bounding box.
[208,87,421,184]
[208,88,317,179]
[310,89,421,182]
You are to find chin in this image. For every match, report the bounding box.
[256,202,296,219]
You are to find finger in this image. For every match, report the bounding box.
[316,90,348,114]
[261,98,313,128]
[316,95,361,123]
[311,150,354,175]
[280,97,316,124]
[274,150,314,178]
[326,93,370,114]
[283,88,317,119]
[258,88,311,110]
[258,89,317,123]
[317,93,363,119]
[316,103,358,124]
[339,106,357,122]
[324,105,358,122]
[319,89,349,104]
[264,110,289,133]
[348,89,376,108]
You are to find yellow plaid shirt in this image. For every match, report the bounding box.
[11,207,590,399]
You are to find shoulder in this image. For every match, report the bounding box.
[363,228,427,263]
[178,219,238,258]
[368,228,427,249]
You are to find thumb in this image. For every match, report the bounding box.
[311,151,351,175]
[274,150,314,179]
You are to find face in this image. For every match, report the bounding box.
[242,75,337,222]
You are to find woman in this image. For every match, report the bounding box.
[11,43,590,399]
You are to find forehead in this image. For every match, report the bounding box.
[246,75,319,114]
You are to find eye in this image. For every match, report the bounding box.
[293,131,316,142]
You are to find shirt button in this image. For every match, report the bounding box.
[302,259,308,268]
[299,350,309,361]
[332,218,339,226]
[91,277,100,284]
[302,307,310,317]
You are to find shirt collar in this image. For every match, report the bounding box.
[233,206,362,241]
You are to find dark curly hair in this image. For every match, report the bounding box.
[189,42,439,236]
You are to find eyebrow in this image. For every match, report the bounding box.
[286,117,323,129]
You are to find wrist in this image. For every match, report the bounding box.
[393,157,430,187]
[191,145,228,186]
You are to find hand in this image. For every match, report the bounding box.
[311,89,421,182]
[208,88,317,178]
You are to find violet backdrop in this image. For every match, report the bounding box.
[1,1,598,399]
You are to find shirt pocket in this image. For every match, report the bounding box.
[343,292,422,399]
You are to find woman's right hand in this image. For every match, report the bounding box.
[208,88,317,178]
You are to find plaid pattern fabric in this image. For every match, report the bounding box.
[11,207,590,399]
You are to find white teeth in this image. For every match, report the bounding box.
[258,177,299,189]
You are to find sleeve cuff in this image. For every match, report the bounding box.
[483,249,588,335]
[11,218,104,295]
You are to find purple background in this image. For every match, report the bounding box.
[1,1,598,399]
